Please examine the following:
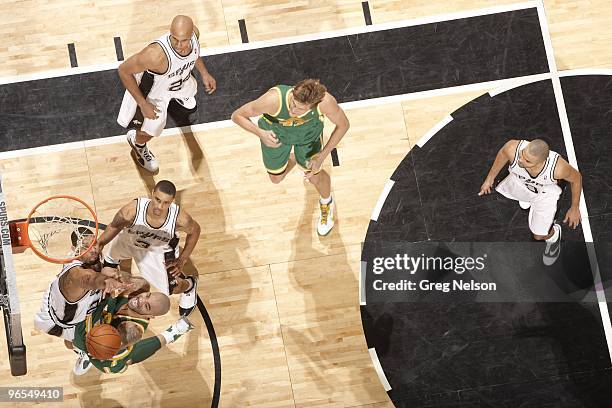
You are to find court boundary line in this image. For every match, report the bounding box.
[536,0,612,363]
[0,73,551,160]
[0,1,538,86]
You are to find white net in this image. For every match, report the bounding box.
[27,196,97,263]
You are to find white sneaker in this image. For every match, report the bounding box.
[519,201,531,210]
[175,96,197,110]
[179,276,198,316]
[73,350,92,375]
[163,317,195,344]
[543,223,562,266]
[317,197,335,236]
[127,130,159,172]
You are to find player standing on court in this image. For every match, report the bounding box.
[479,139,582,265]
[96,180,201,316]
[117,15,217,172]
[231,79,350,236]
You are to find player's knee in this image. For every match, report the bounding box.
[64,340,73,350]
[533,233,547,241]
[268,173,285,184]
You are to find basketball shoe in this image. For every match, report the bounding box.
[73,350,92,375]
[543,223,562,266]
[127,130,159,172]
[317,196,335,236]
[179,276,198,316]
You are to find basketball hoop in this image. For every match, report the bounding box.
[13,196,99,264]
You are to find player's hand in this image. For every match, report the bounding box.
[103,278,134,297]
[140,101,160,120]
[166,257,187,278]
[201,72,217,94]
[563,206,581,229]
[304,154,324,180]
[478,177,495,196]
[259,130,281,148]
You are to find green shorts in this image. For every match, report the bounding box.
[258,118,323,175]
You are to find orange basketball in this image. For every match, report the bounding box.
[86,324,122,360]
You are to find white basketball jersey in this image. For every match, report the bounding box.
[123,198,180,252]
[502,140,562,201]
[147,32,200,95]
[45,261,102,330]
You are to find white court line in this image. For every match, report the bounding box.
[417,114,454,147]
[536,0,612,364]
[0,1,538,86]
[559,68,612,77]
[0,73,550,160]
[371,179,395,222]
[368,348,392,391]
[488,72,552,96]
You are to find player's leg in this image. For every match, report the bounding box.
[529,198,561,265]
[261,141,294,184]
[127,95,169,173]
[295,136,334,236]
[102,233,133,270]
[162,246,199,316]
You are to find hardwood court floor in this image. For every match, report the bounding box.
[1,0,612,77]
[0,0,610,407]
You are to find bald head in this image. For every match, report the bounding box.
[526,139,550,163]
[149,292,171,316]
[171,15,194,36]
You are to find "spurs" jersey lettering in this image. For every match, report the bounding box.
[124,198,180,252]
[147,32,200,93]
[508,140,562,196]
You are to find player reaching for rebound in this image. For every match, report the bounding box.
[33,228,137,347]
[117,15,217,172]
[231,79,350,236]
[71,290,193,374]
[479,139,582,265]
[97,180,201,316]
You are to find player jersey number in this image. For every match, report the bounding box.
[135,240,151,249]
[169,78,185,92]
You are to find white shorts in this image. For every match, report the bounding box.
[496,176,560,236]
[33,308,76,341]
[103,232,179,295]
[117,72,197,137]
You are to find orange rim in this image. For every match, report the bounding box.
[25,195,98,264]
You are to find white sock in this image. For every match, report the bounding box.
[320,196,332,205]
[546,225,560,243]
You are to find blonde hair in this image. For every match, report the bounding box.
[292,79,327,106]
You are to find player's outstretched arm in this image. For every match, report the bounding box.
[479,139,517,196]
[97,201,137,250]
[310,93,350,173]
[554,158,583,228]
[67,267,129,298]
[117,321,144,349]
[117,44,166,120]
[168,211,201,276]
[231,90,282,148]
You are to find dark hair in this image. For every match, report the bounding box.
[154,180,177,197]
[71,227,94,247]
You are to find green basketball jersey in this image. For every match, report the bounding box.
[74,296,150,372]
[258,84,324,145]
